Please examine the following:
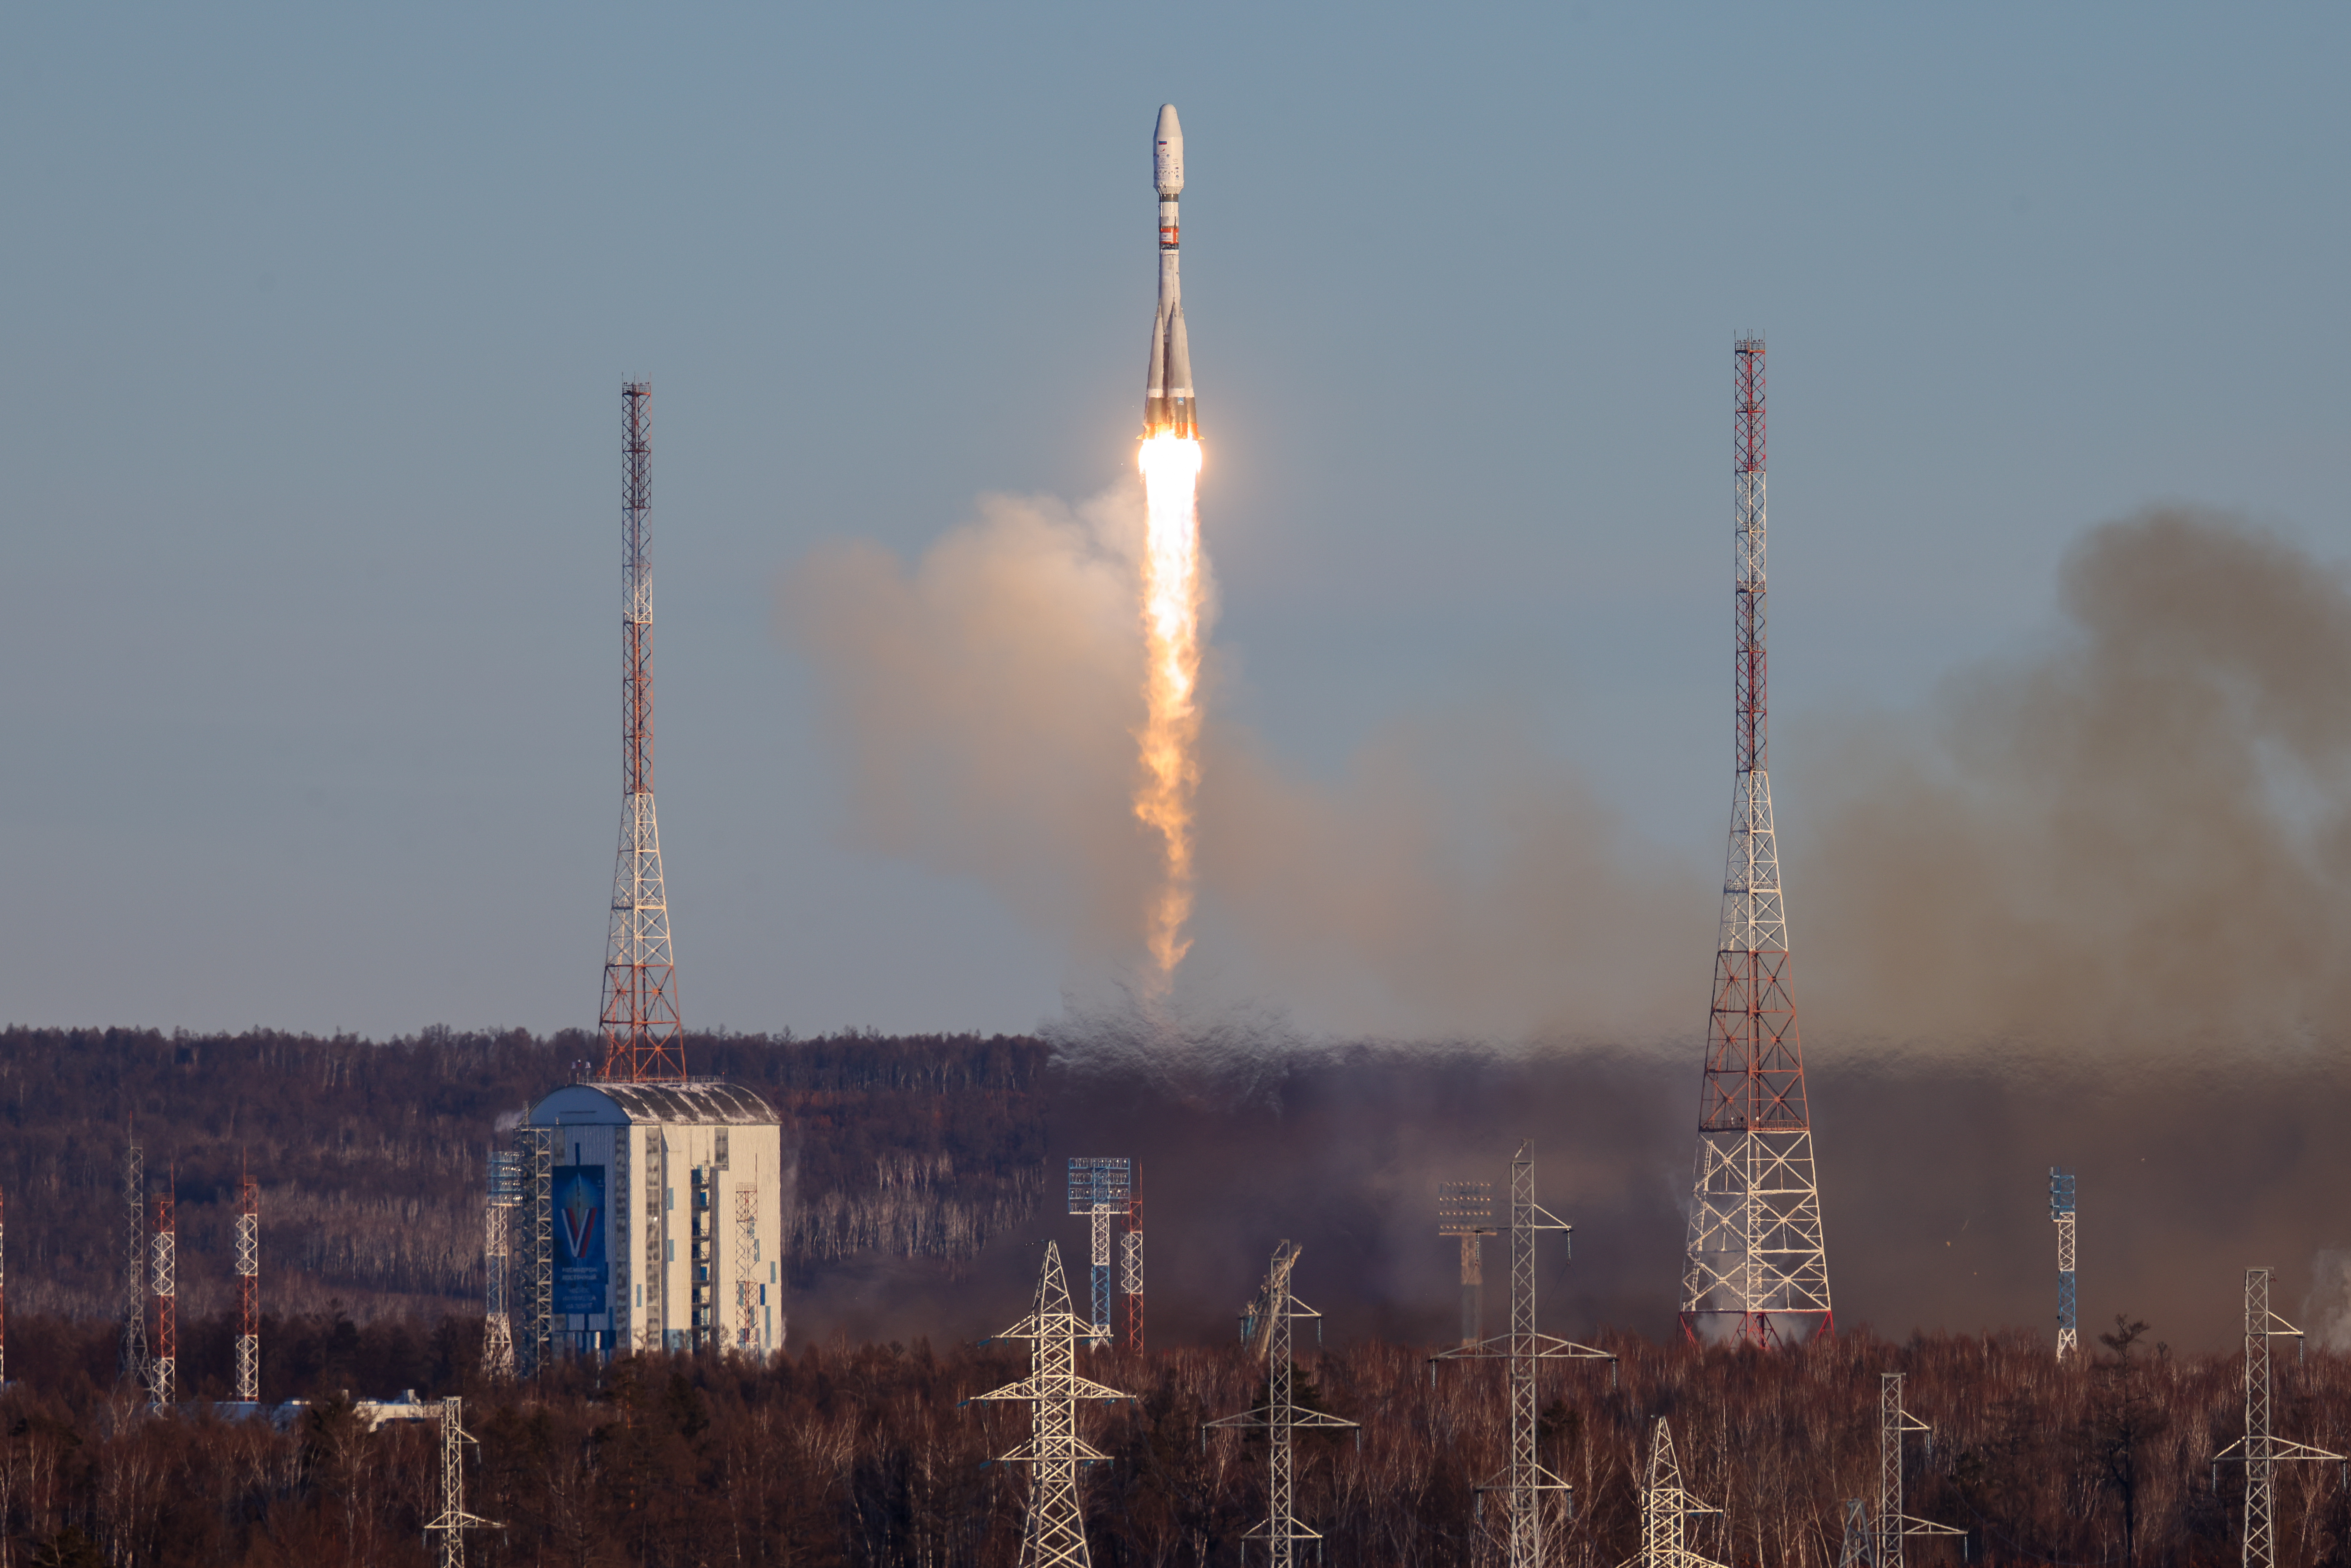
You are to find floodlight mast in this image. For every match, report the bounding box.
[2050,1168,2077,1360]
[1437,1181,1498,1348]
[1207,1241,1361,1568]
[2214,1266,2343,1568]
[1430,1142,1616,1568]
[1066,1158,1133,1347]
[968,1242,1132,1568]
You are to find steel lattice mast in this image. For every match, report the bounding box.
[1681,336,1834,1346]
[1067,1158,1132,1346]
[1876,1372,1963,1567]
[1209,1241,1361,1568]
[481,1149,519,1378]
[970,1242,1132,1568]
[1120,1189,1145,1355]
[149,1186,176,1406]
[1432,1142,1615,1568]
[2215,1266,2342,1568]
[599,382,685,1083]
[425,1396,499,1568]
[235,1159,259,1401]
[120,1138,146,1388]
[2050,1168,2078,1360]
[1636,1418,1726,1568]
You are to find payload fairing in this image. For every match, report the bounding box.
[1144,104,1196,439]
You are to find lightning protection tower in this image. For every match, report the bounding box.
[2050,1167,2077,1360]
[149,1186,176,1407]
[1121,1189,1145,1355]
[2216,1267,2343,1568]
[600,381,685,1084]
[969,1242,1132,1568]
[1208,1241,1361,1568]
[120,1138,146,1388]
[1437,1181,1498,1348]
[1067,1158,1132,1346]
[1636,1418,1726,1568]
[1431,1141,1615,1568]
[1877,1373,1964,1567]
[235,1160,259,1402]
[1681,335,1834,1347]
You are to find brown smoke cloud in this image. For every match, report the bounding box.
[1800,506,2351,1051]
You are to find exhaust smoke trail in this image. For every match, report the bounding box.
[1136,433,1205,990]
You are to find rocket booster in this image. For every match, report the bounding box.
[1144,104,1196,439]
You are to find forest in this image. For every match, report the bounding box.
[0,1308,2337,1565]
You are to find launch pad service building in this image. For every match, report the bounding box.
[515,1081,783,1364]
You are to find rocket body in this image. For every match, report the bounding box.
[1144,104,1196,438]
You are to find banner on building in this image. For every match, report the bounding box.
[552,1165,607,1315]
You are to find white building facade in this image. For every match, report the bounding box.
[514,1081,784,1367]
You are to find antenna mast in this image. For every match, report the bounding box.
[149,1184,176,1406]
[235,1159,259,1402]
[1681,336,1834,1345]
[599,381,685,1082]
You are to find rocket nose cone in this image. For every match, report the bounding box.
[1153,103,1184,196]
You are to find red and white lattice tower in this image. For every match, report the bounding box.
[235,1158,259,1401]
[1679,337,1834,1346]
[599,382,686,1082]
[149,1186,176,1406]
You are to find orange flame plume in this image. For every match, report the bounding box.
[1136,432,1205,993]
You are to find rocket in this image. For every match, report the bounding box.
[1144,104,1196,439]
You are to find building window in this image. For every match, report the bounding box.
[635,1284,643,1308]
[665,1239,675,1262]
[665,1187,674,1210]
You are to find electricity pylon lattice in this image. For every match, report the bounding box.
[1438,1181,1498,1348]
[2050,1167,2077,1360]
[481,1150,520,1378]
[1682,335,1833,1347]
[1877,1373,1964,1568]
[1835,1500,1870,1568]
[425,1396,500,1568]
[970,1242,1132,1568]
[120,1139,146,1388]
[235,1160,259,1402]
[1067,1158,1132,1346]
[1431,1142,1614,1568]
[2215,1267,2342,1568]
[599,381,685,1083]
[1635,1418,1726,1568]
[1209,1242,1361,1568]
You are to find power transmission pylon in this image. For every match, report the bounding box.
[235,1158,259,1402]
[598,381,685,1083]
[425,1396,500,1568]
[1632,1417,1726,1568]
[1877,1373,1964,1567]
[1835,1499,1870,1568]
[481,1149,520,1378]
[2050,1167,2077,1360]
[1432,1141,1615,1568]
[120,1137,147,1388]
[970,1242,1132,1568]
[1438,1181,1498,1348]
[1209,1241,1361,1568]
[1067,1158,1132,1346]
[1681,336,1833,1347]
[148,1186,176,1407]
[2215,1266,2342,1568]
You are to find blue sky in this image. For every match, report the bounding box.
[2,4,2343,1038]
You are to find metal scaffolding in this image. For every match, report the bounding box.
[1438,1180,1498,1348]
[734,1184,759,1350]
[482,1149,520,1379]
[235,1160,260,1402]
[2215,1266,2342,1568]
[1067,1158,1132,1346]
[121,1139,147,1389]
[1209,1241,1360,1568]
[970,1242,1132,1568]
[1431,1141,1615,1568]
[1636,1418,1726,1568]
[1877,1372,1963,1567]
[1681,336,1833,1347]
[514,1127,555,1377]
[2050,1167,2077,1360]
[424,1396,499,1568]
[149,1187,176,1407]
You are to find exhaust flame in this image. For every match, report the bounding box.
[1136,431,1205,992]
